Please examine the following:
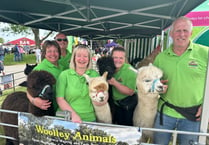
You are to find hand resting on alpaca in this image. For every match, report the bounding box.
[0,70,56,145]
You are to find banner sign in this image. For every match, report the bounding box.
[185,11,209,26]
[18,112,141,145]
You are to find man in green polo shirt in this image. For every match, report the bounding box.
[153,16,209,145]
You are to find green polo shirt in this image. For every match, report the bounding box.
[58,50,72,70]
[56,69,99,122]
[33,59,64,111]
[154,42,209,119]
[112,63,137,101]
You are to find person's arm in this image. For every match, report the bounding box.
[108,77,135,96]
[26,91,51,110]
[56,97,82,123]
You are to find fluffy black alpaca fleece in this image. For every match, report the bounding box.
[19,63,37,87]
[96,56,116,123]
[0,70,55,145]
[96,56,116,80]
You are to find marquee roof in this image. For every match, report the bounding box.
[6,37,35,45]
[0,0,205,39]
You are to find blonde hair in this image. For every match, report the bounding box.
[70,45,92,70]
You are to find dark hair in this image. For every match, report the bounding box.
[41,40,61,60]
[54,32,67,39]
[110,46,126,56]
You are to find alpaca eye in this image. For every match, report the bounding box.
[144,79,151,82]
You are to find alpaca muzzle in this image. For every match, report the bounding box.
[149,79,164,93]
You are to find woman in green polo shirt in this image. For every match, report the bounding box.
[56,45,99,123]
[27,40,64,112]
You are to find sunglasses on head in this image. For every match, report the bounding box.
[56,38,68,42]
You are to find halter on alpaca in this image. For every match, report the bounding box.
[38,84,53,100]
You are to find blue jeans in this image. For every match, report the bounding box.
[153,112,200,145]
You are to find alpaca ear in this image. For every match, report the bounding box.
[102,71,108,80]
[148,63,153,66]
[83,74,91,83]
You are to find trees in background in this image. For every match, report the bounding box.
[1,23,54,48]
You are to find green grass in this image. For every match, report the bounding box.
[0,87,27,105]
[4,53,36,66]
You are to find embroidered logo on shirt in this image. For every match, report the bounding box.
[188,60,198,68]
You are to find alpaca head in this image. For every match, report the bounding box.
[96,56,116,80]
[24,63,37,75]
[136,63,163,96]
[27,70,56,100]
[84,72,109,105]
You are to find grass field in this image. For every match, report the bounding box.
[3,53,36,66]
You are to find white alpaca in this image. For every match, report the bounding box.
[84,72,112,124]
[133,64,164,143]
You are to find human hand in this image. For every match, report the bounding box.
[160,80,168,94]
[161,80,168,84]
[32,97,51,110]
[107,77,116,85]
[196,106,202,121]
[71,112,82,123]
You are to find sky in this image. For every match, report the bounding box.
[0,23,55,43]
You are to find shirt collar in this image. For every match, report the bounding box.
[166,41,193,55]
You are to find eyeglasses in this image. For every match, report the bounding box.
[56,38,68,42]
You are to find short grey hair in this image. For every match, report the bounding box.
[170,16,193,32]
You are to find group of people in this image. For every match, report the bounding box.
[26,16,208,145]
[13,44,25,61]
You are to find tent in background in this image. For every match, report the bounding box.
[6,37,35,45]
[185,0,209,46]
[105,42,118,48]
[193,28,209,47]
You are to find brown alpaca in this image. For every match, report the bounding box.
[136,45,161,68]
[0,70,56,145]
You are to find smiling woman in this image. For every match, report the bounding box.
[56,44,99,123]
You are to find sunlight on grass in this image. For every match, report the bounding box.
[4,53,36,66]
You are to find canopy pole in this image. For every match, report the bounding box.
[90,40,92,49]
[160,30,164,51]
[199,56,209,144]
